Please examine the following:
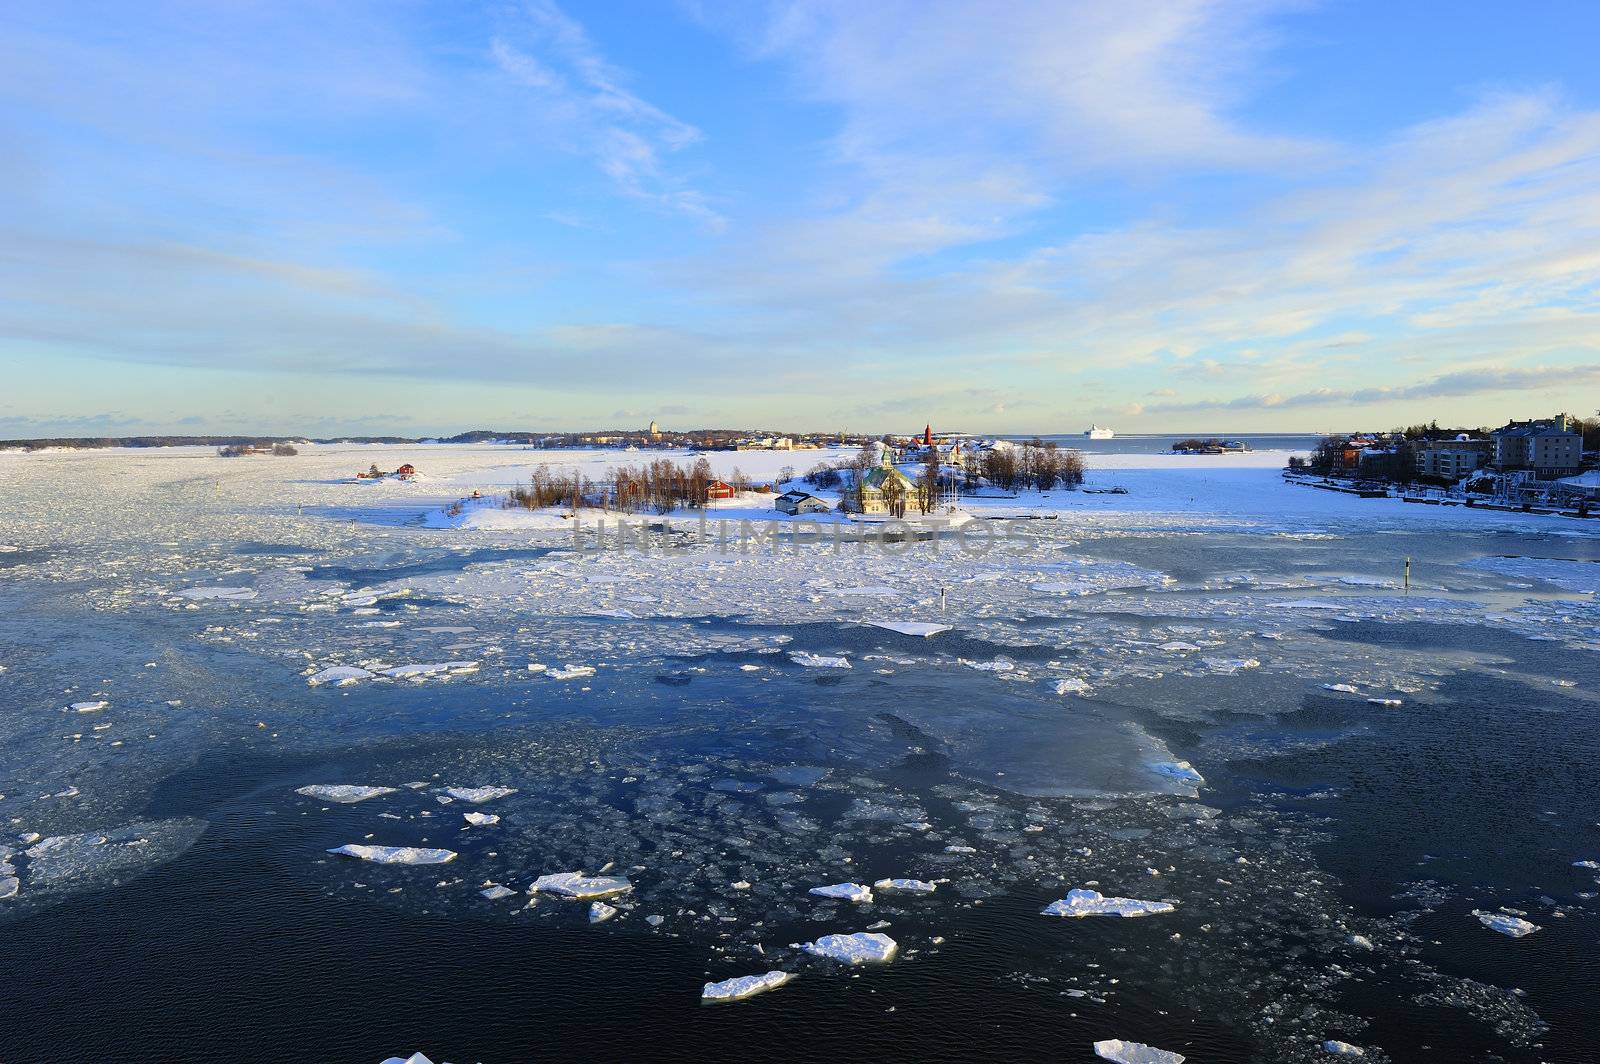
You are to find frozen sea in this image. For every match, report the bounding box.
[1,443,1598,1063]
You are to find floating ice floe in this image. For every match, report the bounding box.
[961,657,1015,672]
[809,882,874,903]
[1159,641,1200,652]
[1053,678,1091,696]
[873,878,937,894]
[443,786,517,803]
[1573,859,1600,870]
[1093,1039,1185,1063]
[479,885,515,900]
[381,661,479,679]
[1366,697,1403,707]
[69,700,109,712]
[463,812,499,827]
[174,586,257,601]
[307,666,375,687]
[296,784,396,804]
[546,665,596,680]
[530,871,633,899]
[1321,1041,1365,1057]
[865,620,952,637]
[789,652,851,669]
[380,1054,446,1064]
[1472,910,1540,937]
[1202,657,1259,673]
[0,876,18,899]
[327,844,457,865]
[588,901,618,923]
[1321,683,1359,694]
[800,932,898,965]
[701,971,794,1003]
[1042,888,1176,919]
[1148,761,1205,787]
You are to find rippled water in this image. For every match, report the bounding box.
[1,446,1597,1063]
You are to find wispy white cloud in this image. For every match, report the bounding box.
[492,0,719,225]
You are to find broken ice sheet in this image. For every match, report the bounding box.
[295,784,396,803]
[530,872,633,899]
[701,970,795,1003]
[799,932,898,964]
[1042,889,1176,918]
[1093,1039,1186,1064]
[327,844,457,865]
[809,882,874,903]
[1472,910,1540,938]
[442,786,516,803]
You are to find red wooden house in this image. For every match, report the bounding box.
[706,479,736,500]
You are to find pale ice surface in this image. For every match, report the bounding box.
[873,878,937,894]
[1042,889,1176,918]
[864,620,952,637]
[442,786,516,803]
[296,785,396,803]
[530,872,634,899]
[809,882,874,903]
[1093,1039,1186,1064]
[800,932,898,965]
[1472,910,1540,938]
[789,652,851,668]
[588,901,617,923]
[1321,1041,1366,1057]
[702,970,795,1002]
[328,845,458,865]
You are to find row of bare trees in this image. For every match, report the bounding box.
[981,439,1084,491]
[504,459,729,515]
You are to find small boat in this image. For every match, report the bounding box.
[1084,425,1115,440]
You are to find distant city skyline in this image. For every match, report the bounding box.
[3,0,1599,437]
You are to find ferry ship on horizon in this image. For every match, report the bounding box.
[1084,425,1115,439]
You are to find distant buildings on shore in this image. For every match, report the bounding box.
[1295,413,1597,510]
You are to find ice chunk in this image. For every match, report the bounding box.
[296,785,396,804]
[546,665,596,680]
[70,701,109,712]
[789,652,850,669]
[645,914,664,927]
[1321,683,1359,693]
[530,871,633,899]
[327,844,457,865]
[1321,1042,1365,1057]
[1202,657,1259,672]
[174,586,257,600]
[873,878,937,894]
[865,621,951,637]
[701,971,795,1002]
[1573,859,1600,869]
[0,876,18,899]
[381,661,479,679]
[463,812,499,827]
[480,885,515,900]
[443,786,517,803]
[800,932,898,964]
[1472,910,1540,937]
[307,666,375,687]
[1053,678,1091,696]
[1365,697,1402,707]
[588,901,618,923]
[1042,889,1176,919]
[1148,761,1205,787]
[809,882,874,903]
[1093,1040,1185,1064]
[380,1055,443,1064]
[1159,641,1199,652]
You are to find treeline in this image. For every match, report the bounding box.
[503,459,725,515]
[980,438,1085,491]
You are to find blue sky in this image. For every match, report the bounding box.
[2,0,1598,436]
